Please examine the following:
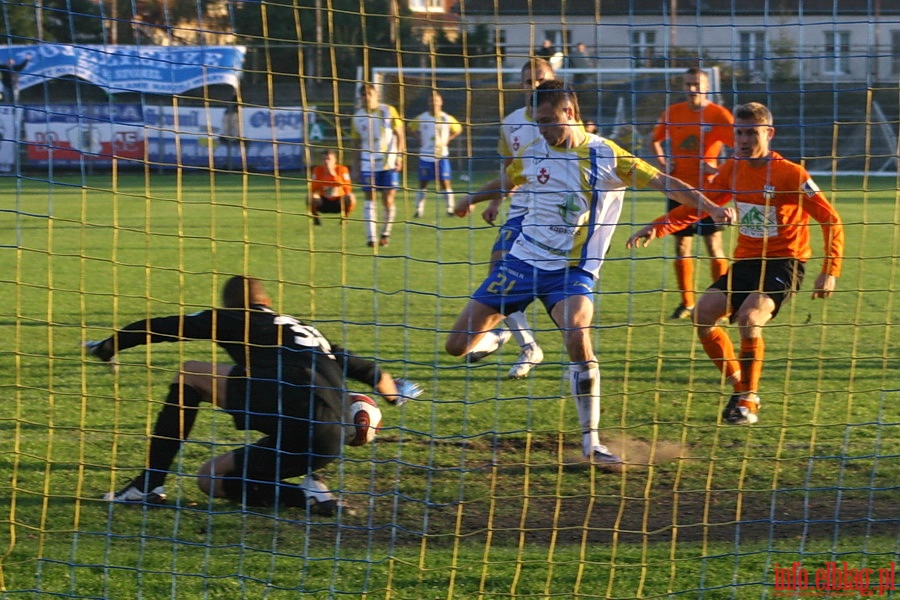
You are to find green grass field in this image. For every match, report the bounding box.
[0,170,897,598]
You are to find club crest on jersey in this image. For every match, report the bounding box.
[763,185,776,201]
[537,167,550,184]
[802,179,821,197]
[513,136,521,152]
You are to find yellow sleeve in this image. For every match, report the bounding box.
[449,115,463,136]
[388,106,403,131]
[607,139,659,188]
[505,156,527,187]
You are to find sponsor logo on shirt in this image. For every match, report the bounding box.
[763,185,776,201]
[737,202,779,239]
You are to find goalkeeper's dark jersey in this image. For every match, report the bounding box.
[109,304,380,390]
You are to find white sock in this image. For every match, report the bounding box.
[504,311,536,348]
[364,201,376,242]
[570,362,601,454]
[415,190,426,214]
[444,189,455,211]
[381,205,396,237]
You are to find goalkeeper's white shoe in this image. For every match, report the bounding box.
[299,474,338,517]
[103,483,167,505]
[507,343,544,379]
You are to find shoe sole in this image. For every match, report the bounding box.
[507,363,541,379]
[586,455,625,473]
[465,351,494,363]
[104,495,167,505]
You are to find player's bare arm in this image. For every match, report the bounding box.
[625,224,662,249]
[649,172,735,225]
[454,174,514,219]
[811,273,837,300]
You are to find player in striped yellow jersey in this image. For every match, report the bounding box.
[408,91,463,217]
[352,83,405,248]
[448,81,734,469]
[454,58,556,380]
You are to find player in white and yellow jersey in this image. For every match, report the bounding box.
[352,83,405,248]
[447,81,734,470]
[452,58,555,380]
[408,91,463,217]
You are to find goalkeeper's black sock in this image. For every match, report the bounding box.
[135,382,202,492]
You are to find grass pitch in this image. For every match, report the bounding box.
[1,170,897,598]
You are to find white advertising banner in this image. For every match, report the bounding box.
[143,105,308,171]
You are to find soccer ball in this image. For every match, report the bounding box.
[347,393,382,446]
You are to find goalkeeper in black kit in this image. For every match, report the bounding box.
[85,275,422,515]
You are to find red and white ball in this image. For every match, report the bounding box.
[347,393,383,446]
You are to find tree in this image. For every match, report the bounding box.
[232,0,413,81]
[42,0,104,43]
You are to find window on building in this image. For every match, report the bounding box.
[824,31,851,74]
[631,30,656,67]
[739,31,767,79]
[407,0,443,12]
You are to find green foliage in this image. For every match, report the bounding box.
[0,3,39,41]
[233,0,415,80]
[41,0,104,43]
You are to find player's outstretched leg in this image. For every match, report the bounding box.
[103,381,202,504]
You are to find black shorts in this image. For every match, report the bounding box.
[224,366,344,479]
[229,432,340,481]
[710,258,805,320]
[666,197,725,238]
[316,198,345,213]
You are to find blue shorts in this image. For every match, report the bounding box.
[417,158,452,183]
[491,214,525,255]
[359,170,399,192]
[471,255,595,316]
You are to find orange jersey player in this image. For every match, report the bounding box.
[629,102,844,426]
[308,149,356,224]
[652,67,734,320]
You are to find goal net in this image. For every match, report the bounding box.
[1,1,897,598]
[370,65,716,175]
